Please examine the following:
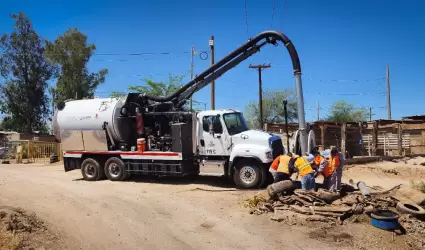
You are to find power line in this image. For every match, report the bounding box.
[303,91,386,96]
[1,50,210,57]
[271,0,277,29]
[304,77,385,83]
[281,0,289,28]
[244,0,249,35]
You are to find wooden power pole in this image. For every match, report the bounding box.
[209,36,215,110]
[249,64,271,129]
[386,64,391,119]
[189,46,195,111]
[369,107,373,121]
[316,101,320,121]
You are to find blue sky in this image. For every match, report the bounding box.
[1,0,424,121]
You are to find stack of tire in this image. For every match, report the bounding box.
[49,153,59,163]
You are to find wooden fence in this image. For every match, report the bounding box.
[265,119,425,157]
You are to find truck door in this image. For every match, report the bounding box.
[198,115,227,156]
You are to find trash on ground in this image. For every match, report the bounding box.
[248,180,425,236]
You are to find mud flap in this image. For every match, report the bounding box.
[64,158,81,172]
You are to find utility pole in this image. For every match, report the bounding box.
[189,46,195,111]
[316,101,320,121]
[386,64,391,119]
[209,36,215,110]
[249,64,271,130]
[283,100,290,152]
[369,107,373,121]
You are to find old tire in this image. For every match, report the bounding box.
[233,160,262,189]
[81,158,102,181]
[396,202,425,217]
[104,157,128,181]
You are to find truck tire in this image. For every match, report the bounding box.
[81,158,102,181]
[233,159,263,189]
[104,157,128,181]
[396,202,425,217]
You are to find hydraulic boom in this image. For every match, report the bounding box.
[139,30,308,154]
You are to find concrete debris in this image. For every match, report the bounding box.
[399,214,425,235]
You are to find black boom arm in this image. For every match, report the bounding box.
[139,30,302,109]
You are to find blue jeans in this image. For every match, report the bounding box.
[301,173,316,191]
[273,172,291,183]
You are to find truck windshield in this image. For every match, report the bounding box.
[223,112,249,135]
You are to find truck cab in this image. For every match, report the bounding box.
[197,110,284,188]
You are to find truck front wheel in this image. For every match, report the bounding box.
[233,159,264,189]
[81,158,103,181]
[104,157,128,181]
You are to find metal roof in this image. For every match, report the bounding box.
[402,115,425,120]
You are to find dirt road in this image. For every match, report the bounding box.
[0,164,335,250]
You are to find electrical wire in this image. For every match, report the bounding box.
[244,0,249,35]
[281,0,289,29]
[304,77,386,83]
[271,0,277,29]
[1,50,210,57]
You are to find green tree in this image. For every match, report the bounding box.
[326,100,368,123]
[0,13,54,133]
[111,73,185,98]
[244,89,298,129]
[45,28,108,102]
[110,73,201,110]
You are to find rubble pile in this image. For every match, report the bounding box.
[250,180,405,224]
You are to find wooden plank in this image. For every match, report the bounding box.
[321,124,326,151]
[378,124,399,129]
[341,123,346,156]
[401,124,425,130]
[372,121,377,156]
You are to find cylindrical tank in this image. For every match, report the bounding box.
[53,96,129,143]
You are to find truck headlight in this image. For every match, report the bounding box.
[266,151,273,159]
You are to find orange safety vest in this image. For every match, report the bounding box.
[294,156,314,177]
[277,155,292,174]
[322,154,341,177]
[313,155,323,166]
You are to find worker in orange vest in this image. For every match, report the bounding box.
[269,152,294,183]
[319,146,344,192]
[293,154,316,190]
[311,148,328,172]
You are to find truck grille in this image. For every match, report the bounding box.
[269,136,284,159]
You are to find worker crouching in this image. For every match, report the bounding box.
[293,154,316,191]
[269,152,295,183]
[319,146,344,192]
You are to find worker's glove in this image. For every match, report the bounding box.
[269,168,277,178]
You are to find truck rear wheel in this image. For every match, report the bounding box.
[104,157,128,181]
[81,158,102,181]
[233,159,263,189]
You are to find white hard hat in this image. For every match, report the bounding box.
[306,154,314,163]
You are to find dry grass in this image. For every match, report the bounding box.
[411,180,425,194]
[0,230,21,250]
[243,195,267,208]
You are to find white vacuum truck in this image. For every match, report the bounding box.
[53,30,308,189]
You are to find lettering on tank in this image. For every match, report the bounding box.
[206,149,217,154]
[65,116,96,121]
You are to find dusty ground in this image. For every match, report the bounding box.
[0,158,424,250]
[0,206,63,250]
